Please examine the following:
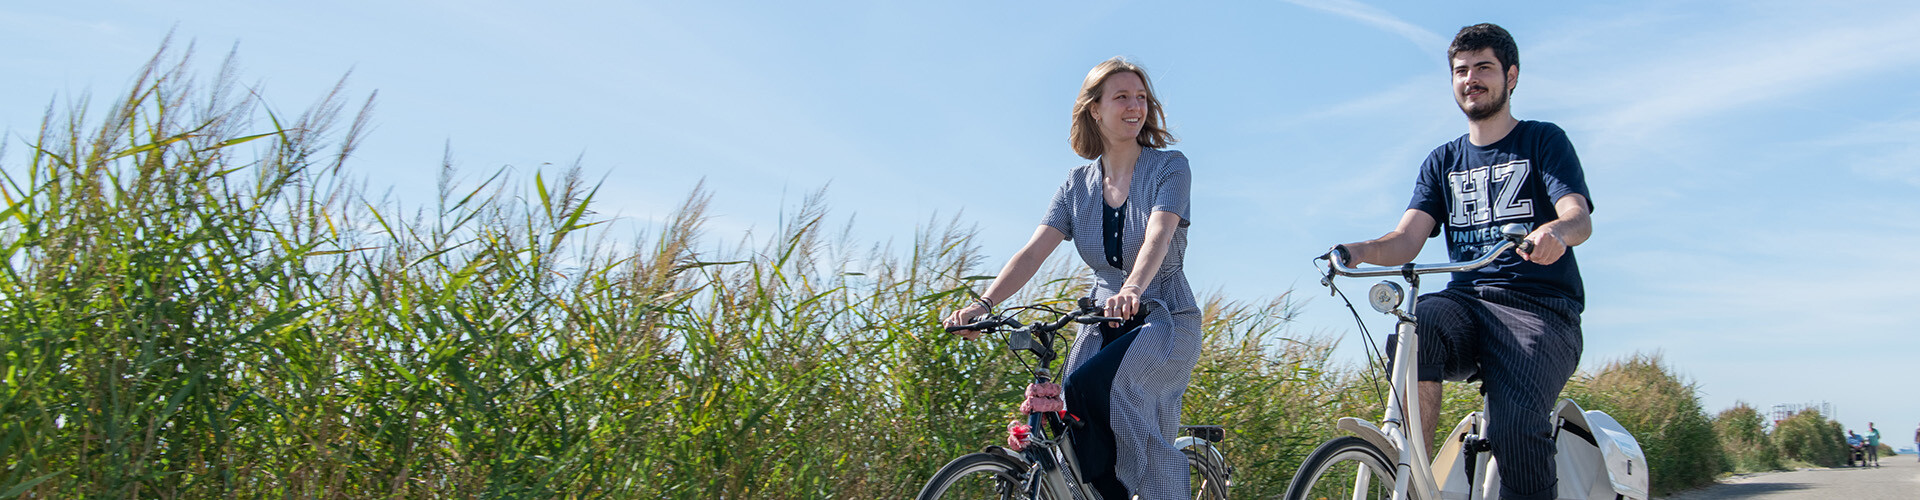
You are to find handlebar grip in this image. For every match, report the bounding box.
[1074,301,1154,324]
[944,319,1001,332]
[1517,239,1535,255]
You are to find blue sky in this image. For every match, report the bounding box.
[7,1,1919,434]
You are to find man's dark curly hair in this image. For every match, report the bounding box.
[1448,23,1518,72]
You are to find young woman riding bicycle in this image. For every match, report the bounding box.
[942,56,1200,500]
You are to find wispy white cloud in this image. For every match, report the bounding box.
[1276,0,1445,53]
[1544,10,1920,146]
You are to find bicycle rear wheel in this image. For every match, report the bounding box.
[1184,446,1230,499]
[1283,436,1395,500]
[918,452,1030,500]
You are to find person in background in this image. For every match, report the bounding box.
[1846,430,1864,467]
[1865,422,1881,466]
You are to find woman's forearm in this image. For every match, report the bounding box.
[980,226,1067,305]
[1122,211,1182,289]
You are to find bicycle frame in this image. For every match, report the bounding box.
[1019,370,1098,499]
[938,298,1229,500]
[1322,224,1528,500]
[949,298,1118,499]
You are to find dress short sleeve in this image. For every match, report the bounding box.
[1041,175,1076,240]
[1150,152,1192,226]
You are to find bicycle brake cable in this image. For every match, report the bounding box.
[996,304,1060,377]
[1328,277,1389,405]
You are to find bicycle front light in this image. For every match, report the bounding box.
[1368,281,1404,314]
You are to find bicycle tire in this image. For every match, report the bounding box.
[1283,436,1396,500]
[1184,446,1230,499]
[918,452,1031,500]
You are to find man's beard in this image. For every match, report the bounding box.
[1459,85,1510,122]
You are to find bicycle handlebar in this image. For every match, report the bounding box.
[1324,223,1531,279]
[945,318,1016,333]
[941,299,1137,334]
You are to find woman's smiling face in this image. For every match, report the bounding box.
[1090,71,1149,145]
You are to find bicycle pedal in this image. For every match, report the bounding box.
[1464,435,1492,453]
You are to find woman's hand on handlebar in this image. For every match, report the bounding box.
[1105,286,1142,327]
[941,303,990,340]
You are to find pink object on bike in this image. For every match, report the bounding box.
[1007,422,1034,451]
[1019,383,1065,414]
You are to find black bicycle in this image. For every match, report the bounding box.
[917,297,1231,499]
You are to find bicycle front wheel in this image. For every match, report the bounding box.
[1283,436,1396,500]
[918,452,1030,500]
[1184,446,1231,499]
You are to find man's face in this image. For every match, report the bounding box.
[1451,47,1515,122]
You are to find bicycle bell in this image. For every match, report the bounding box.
[1368,280,1404,314]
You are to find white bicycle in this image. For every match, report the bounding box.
[1286,224,1646,500]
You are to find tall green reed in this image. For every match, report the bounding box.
[0,41,1374,499]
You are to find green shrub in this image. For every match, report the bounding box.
[1773,409,1846,467]
[1562,353,1722,495]
[1712,402,1783,472]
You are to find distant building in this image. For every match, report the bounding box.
[1768,401,1835,430]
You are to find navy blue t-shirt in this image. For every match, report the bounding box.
[1408,120,1594,305]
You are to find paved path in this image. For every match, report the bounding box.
[1659,454,1920,499]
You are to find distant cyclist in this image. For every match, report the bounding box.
[943,57,1201,499]
[1847,430,1865,466]
[1331,23,1594,500]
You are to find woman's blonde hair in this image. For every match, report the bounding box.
[1070,57,1175,160]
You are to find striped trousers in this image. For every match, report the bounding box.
[1412,286,1583,500]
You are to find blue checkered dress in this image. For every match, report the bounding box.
[1041,148,1201,499]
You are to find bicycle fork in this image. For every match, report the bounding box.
[1377,317,1442,500]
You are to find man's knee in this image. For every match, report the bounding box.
[1487,415,1553,453]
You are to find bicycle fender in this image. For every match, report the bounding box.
[1173,436,1226,465]
[1337,417,1399,459]
[1342,416,1447,500]
[980,445,1029,466]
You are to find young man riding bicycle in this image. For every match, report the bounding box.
[1331,23,1594,500]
